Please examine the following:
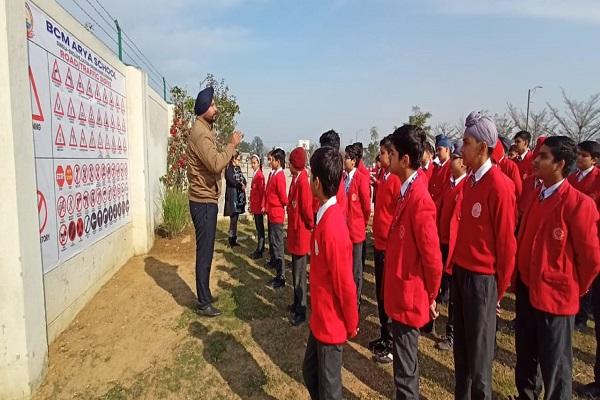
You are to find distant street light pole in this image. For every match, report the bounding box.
[525,85,543,132]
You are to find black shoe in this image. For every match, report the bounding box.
[250,250,263,260]
[436,337,453,351]
[196,304,222,317]
[270,277,286,289]
[575,321,588,332]
[287,303,297,313]
[290,313,306,326]
[229,236,240,247]
[577,382,600,398]
[372,349,393,364]
[368,337,385,353]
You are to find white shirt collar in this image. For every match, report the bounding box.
[272,167,283,176]
[316,196,337,225]
[400,170,419,197]
[422,160,431,170]
[346,168,356,181]
[384,171,391,181]
[517,149,530,161]
[471,158,493,183]
[438,158,449,167]
[451,173,467,187]
[432,156,441,167]
[540,179,565,200]
[579,166,595,181]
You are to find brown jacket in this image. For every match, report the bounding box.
[187,118,235,203]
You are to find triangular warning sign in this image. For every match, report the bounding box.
[51,60,61,84]
[88,106,95,124]
[55,125,66,146]
[76,74,84,93]
[123,139,127,152]
[29,67,44,122]
[118,137,122,151]
[116,98,120,112]
[78,103,87,122]
[116,117,121,131]
[69,127,78,147]
[89,131,96,148]
[97,109,102,126]
[53,92,64,116]
[105,134,110,150]
[112,137,116,152]
[97,132,103,148]
[67,98,76,119]
[65,68,74,89]
[109,92,114,107]
[102,88,108,104]
[104,111,109,128]
[110,115,115,129]
[80,129,87,148]
[86,80,93,97]
[95,84,101,100]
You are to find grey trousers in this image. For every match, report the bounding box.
[391,321,420,400]
[268,222,285,279]
[292,254,308,315]
[352,242,363,308]
[303,332,343,400]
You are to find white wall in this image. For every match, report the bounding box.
[0,1,170,398]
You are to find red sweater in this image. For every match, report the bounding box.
[309,202,358,344]
[249,169,265,215]
[384,175,443,328]
[448,165,517,299]
[373,171,401,251]
[518,175,542,219]
[345,170,371,244]
[515,150,534,181]
[517,181,600,315]
[287,170,313,255]
[438,176,466,248]
[265,169,288,224]
[420,162,434,182]
[568,167,600,211]
[429,160,451,209]
[498,157,523,199]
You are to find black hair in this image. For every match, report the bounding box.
[514,130,532,145]
[352,142,364,160]
[375,155,381,162]
[270,148,286,169]
[543,136,577,177]
[578,140,600,159]
[344,144,361,163]
[319,130,341,151]
[389,124,427,170]
[310,147,343,198]
[423,141,434,155]
[230,150,241,164]
[499,135,512,153]
[251,154,263,170]
[380,135,393,151]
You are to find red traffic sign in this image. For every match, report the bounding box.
[65,165,73,186]
[56,165,65,188]
[59,224,67,246]
[57,195,66,218]
[68,220,76,241]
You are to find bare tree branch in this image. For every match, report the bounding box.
[547,89,600,143]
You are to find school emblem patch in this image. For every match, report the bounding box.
[398,224,405,239]
[314,240,319,256]
[471,202,482,218]
[552,228,565,241]
[352,193,358,201]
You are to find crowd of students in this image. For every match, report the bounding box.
[244,111,600,400]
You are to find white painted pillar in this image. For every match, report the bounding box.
[0,2,49,399]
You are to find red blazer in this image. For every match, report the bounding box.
[249,169,265,215]
[518,175,542,219]
[498,157,523,199]
[517,181,600,315]
[438,176,466,250]
[568,168,600,211]
[383,175,443,328]
[345,170,371,244]
[429,161,451,209]
[447,166,517,299]
[309,203,358,344]
[515,150,534,181]
[420,163,434,182]
[373,172,401,251]
[287,170,313,255]
[265,169,288,224]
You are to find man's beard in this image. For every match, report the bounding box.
[203,113,217,124]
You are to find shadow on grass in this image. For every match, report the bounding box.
[144,256,197,309]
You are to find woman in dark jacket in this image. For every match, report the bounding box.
[224,151,246,246]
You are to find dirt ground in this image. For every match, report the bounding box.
[33,217,597,400]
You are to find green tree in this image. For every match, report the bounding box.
[366,126,379,166]
[202,74,240,145]
[238,141,252,153]
[250,136,265,157]
[407,106,432,133]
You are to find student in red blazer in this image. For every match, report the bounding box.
[286,147,313,326]
[354,142,371,274]
[517,137,547,220]
[343,144,371,310]
[572,140,600,397]
[447,112,517,400]
[265,148,288,289]
[420,141,435,182]
[493,136,523,199]
[435,143,468,352]
[515,136,600,400]
[429,136,453,209]
[513,130,534,180]
[302,147,358,400]
[249,154,266,259]
[382,125,443,398]
[368,135,401,363]
[312,130,348,219]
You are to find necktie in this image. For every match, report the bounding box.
[470,174,477,187]
[538,189,545,202]
[576,170,584,182]
[344,172,350,193]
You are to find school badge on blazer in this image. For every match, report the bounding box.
[552,228,565,241]
[314,240,319,256]
[352,193,357,201]
[471,202,482,218]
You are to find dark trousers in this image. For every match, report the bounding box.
[576,291,592,326]
[189,201,218,308]
[440,244,454,340]
[374,248,391,342]
[302,331,343,400]
[292,254,308,315]
[593,277,600,383]
[352,242,364,307]
[254,213,265,240]
[391,321,420,400]
[438,244,451,302]
[268,222,285,279]
[515,278,573,400]
[453,266,497,400]
[228,213,239,237]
